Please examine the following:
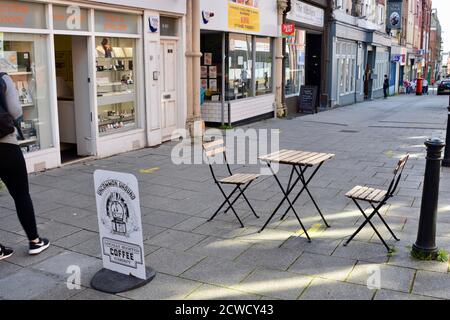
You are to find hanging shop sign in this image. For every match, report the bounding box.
[228,0,260,33]
[94,170,147,280]
[387,0,402,30]
[0,0,46,29]
[281,24,295,38]
[148,16,159,33]
[287,1,324,29]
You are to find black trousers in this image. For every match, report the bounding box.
[0,143,38,241]
[383,86,388,98]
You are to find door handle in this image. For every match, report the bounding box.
[163,94,171,99]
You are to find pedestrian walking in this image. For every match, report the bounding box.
[0,72,50,261]
[422,79,429,95]
[383,75,389,99]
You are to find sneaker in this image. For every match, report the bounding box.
[0,244,14,261]
[29,238,50,255]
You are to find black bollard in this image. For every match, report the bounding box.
[443,104,450,167]
[412,138,445,258]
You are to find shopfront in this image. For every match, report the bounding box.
[285,0,326,114]
[0,0,187,172]
[199,0,278,125]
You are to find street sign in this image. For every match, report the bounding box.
[94,170,147,280]
[282,23,295,38]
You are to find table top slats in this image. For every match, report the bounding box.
[259,149,334,167]
[259,149,288,162]
[277,150,302,162]
[308,154,336,165]
[281,151,315,163]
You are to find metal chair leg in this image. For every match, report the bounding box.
[371,203,400,241]
[217,184,244,227]
[344,200,392,252]
[209,185,241,225]
[238,181,260,219]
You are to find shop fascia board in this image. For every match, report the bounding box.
[366,31,392,48]
[335,21,369,43]
[84,0,187,14]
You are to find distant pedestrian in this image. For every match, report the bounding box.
[0,72,50,261]
[422,79,429,95]
[383,75,389,99]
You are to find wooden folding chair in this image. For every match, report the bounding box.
[344,154,410,252]
[203,139,260,227]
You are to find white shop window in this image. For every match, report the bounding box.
[95,37,137,135]
[1,33,53,154]
[374,50,389,90]
[336,41,357,96]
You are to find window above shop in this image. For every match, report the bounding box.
[0,0,46,29]
[53,5,89,32]
[95,10,139,35]
[160,16,178,37]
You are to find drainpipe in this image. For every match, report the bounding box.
[276,0,288,118]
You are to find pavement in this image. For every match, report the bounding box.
[1,93,450,300]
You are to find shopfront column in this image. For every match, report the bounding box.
[186,0,204,138]
[276,0,288,118]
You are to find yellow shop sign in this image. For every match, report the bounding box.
[228,2,260,33]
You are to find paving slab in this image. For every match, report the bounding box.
[235,243,303,271]
[288,252,356,281]
[181,257,255,287]
[346,262,416,293]
[146,229,206,251]
[412,270,450,300]
[145,247,206,276]
[299,278,375,300]
[186,284,261,300]
[187,236,253,260]
[233,268,312,300]
[119,273,201,300]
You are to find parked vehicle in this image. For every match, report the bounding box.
[437,80,450,95]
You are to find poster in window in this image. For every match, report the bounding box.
[209,66,217,79]
[209,79,217,91]
[204,53,212,66]
[201,66,208,78]
[201,79,208,90]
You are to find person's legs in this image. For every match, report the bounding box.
[0,143,39,241]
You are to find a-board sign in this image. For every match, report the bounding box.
[94,170,146,280]
[298,85,318,114]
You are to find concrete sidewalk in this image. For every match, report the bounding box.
[1,94,450,300]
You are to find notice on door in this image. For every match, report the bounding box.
[94,170,146,280]
[228,2,260,33]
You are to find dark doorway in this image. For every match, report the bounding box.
[305,33,322,91]
[364,50,374,100]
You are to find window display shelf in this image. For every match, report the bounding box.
[9,72,33,76]
[97,92,134,106]
[21,103,34,108]
[19,137,37,145]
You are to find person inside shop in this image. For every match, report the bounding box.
[383,74,389,99]
[101,38,113,58]
[0,72,50,261]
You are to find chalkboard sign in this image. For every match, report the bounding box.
[298,85,318,114]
